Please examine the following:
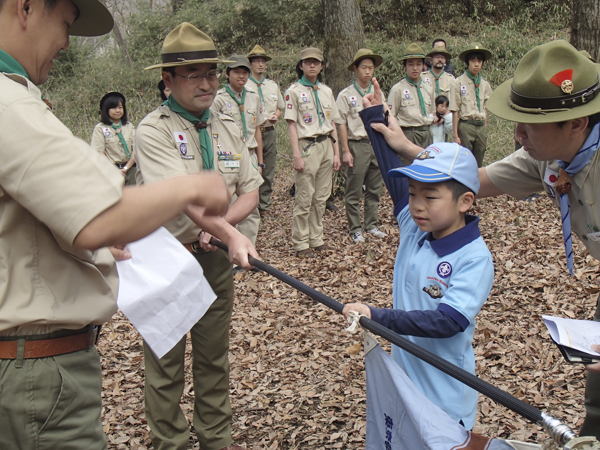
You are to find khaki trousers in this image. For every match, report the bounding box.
[292,137,333,251]
[345,139,384,234]
[402,127,433,149]
[458,121,488,167]
[236,148,260,246]
[0,347,106,450]
[580,293,600,438]
[258,128,277,212]
[144,250,234,450]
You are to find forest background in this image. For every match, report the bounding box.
[46,0,600,448]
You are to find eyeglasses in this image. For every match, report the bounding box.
[174,70,221,82]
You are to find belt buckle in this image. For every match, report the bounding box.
[191,241,202,253]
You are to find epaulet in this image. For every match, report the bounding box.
[288,81,301,90]
[213,110,236,123]
[339,85,351,96]
[246,86,258,95]
[264,78,278,87]
[139,105,170,127]
[216,87,227,94]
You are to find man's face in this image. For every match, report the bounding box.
[250,57,267,76]
[405,58,424,82]
[26,0,77,84]
[431,53,446,69]
[226,67,250,92]
[353,58,375,84]
[164,63,219,116]
[515,122,577,162]
[467,56,483,75]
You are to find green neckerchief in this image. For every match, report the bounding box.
[111,120,131,159]
[249,74,265,106]
[430,69,444,97]
[298,75,323,127]
[353,80,372,98]
[404,76,427,116]
[466,70,482,112]
[164,95,214,170]
[0,49,29,79]
[225,83,248,140]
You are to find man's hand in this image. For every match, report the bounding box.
[293,155,305,172]
[333,153,341,171]
[343,151,354,167]
[109,245,131,261]
[224,231,260,269]
[120,168,128,176]
[453,135,461,144]
[198,230,218,252]
[586,345,600,373]
[342,303,372,319]
[269,114,278,125]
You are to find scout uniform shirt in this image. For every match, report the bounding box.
[91,121,136,164]
[335,83,386,140]
[450,72,492,121]
[422,70,455,98]
[0,72,124,336]
[486,147,600,261]
[246,77,284,120]
[211,87,264,150]
[284,81,339,139]
[389,78,435,127]
[134,105,262,245]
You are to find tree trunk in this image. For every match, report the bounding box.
[112,21,133,67]
[323,0,365,97]
[570,0,600,61]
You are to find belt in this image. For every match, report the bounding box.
[301,134,331,144]
[0,326,98,360]
[260,126,275,133]
[350,138,371,144]
[183,241,208,254]
[115,162,137,170]
[401,125,430,132]
[460,119,485,127]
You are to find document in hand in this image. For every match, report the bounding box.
[543,315,600,364]
[116,227,217,359]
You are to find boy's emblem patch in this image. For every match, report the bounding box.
[416,150,434,160]
[226,102,232,108]
[303,112,312,123]
[460,85,467,95]
[179,143,187,155]
[349,95,357,106]
[325,110,331,120]
[403,89,410,99]
[423,285,443,299]
[437,262,452,278]
[301,92,308,102]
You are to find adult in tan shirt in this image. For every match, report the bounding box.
[388,43,435,148]
[90,91,137,185]
[424,45,455,99]
[137,23,260,450]
[362,40,600,439]
[0,3,233,449]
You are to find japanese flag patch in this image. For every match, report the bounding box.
[349,95,357,106]
[460,85,467,95]
[174,132,188,143]
[403,89,410,99]
[102,127,111,137]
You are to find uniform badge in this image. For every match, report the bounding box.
[286,94,290,101]
[403,89,410,99]
[550,69,575,94]
[287,104,293,109]
[325,110,331,120]
[270,93,278,100]
[180,143,187,155]
[252,115,256,124]
[174,132,188,143]
[423,77,431,85]
[544,168,559,186]
[437,262,452,278]
[226,102,232,108]
[213,133,219,140]
[301,92,308,102]
[423,285,443,299]
[460,85,467,95]
[303,112,312,123]
[349,95,357,107]
[103,127,111,137]
[415,150,434,160]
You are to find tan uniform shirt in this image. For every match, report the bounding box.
[0,73,123,335]
[246,77,284,119]
[284,81,339,139]
[450,72,492,121]
[486,147,600,260]
[422,70,455,99]
[135,105,262,244]
[389,78,435,127]
[211,87,264,149]
[91,121,136,164]
[335,83,386,140]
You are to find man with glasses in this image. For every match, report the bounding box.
[136,23,261,450]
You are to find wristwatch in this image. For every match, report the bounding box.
[258,163,266,168]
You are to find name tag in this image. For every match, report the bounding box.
[588,231,600,242]
[224,160,240,168]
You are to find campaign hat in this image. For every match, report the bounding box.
[427,45,452,61]
[348,48,383,71]
[69,0,114,37]
[458,43,492,62]
[399,43,429,62]
[247,45,272,62]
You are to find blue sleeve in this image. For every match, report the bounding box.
[368,304,468,338]
[359,105,408,216]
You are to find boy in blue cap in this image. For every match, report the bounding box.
[343,141,494,429]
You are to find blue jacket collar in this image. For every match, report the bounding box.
[419,214,481,256]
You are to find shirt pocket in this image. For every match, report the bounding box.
[217,156,241,174]
[246,107,258,125]
[401,99,416,107]
[321,100,333,121]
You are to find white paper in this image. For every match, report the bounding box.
[116,227,216,358]
[543,314,600,356]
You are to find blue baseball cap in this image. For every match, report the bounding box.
[388,143,480,194]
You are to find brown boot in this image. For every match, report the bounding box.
[313,244,332,252]
[296,248,315,258]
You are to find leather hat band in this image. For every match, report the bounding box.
[162,50,218,64]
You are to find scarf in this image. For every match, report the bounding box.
[353,80,372,98]
[110,120,131,159]
[164,95,213,170]
[466,71,482,112]
[225,83,248,140]
[0,49,29,79]
[430,69,445,97]
[298,75,323,127]
[249,75,265,106]
[404,76,427,116]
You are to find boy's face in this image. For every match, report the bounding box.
[408,179,472,239]
[467,57,483,76]
[436,102,449,116]
[405,58,424,82]
[227,67,250,92]
[354,58,375,85]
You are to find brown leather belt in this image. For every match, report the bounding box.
[183,241,208,254]
[459,119,485,127]
[0,327,98,359]
[260,126,275,133]
[401,125,430,132]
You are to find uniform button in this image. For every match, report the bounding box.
[411,264,416,270]
[583,235,589,240]
[578,200,584,205]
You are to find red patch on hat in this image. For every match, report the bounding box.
[549,69,573,88]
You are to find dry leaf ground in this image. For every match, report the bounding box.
[99,163,599,449]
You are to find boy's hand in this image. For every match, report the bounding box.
[363,77,385,108]
[343,303,372,319]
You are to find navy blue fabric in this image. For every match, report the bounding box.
[369,305,466,338]
[424,214,481,257]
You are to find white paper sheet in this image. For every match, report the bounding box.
[543,314,600,356]
[116,227,216,358]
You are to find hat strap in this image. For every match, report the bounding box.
[162,50,218,64]
[510,75,600,113]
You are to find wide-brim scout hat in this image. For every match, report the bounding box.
[427,45,452,61]
[247,45,272,62]
[459,43,492,62]
[580,49,597,63]
[389,143,480,194]
[300,47,324,62]
[100,92,125,110]
[487,40,600,124]
[226,55,251,72]
[347,49,383,71]
[145,22,234,70]
[68,0,114,37]
[400,43,429,62]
